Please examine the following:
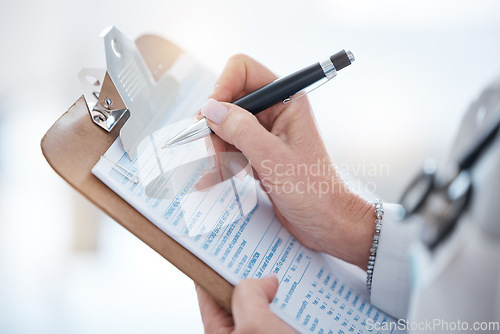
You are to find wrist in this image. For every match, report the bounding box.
[322,190,375,270]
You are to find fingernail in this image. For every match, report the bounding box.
[201,98,228,124]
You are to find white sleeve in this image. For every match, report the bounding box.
[369,203,419,319]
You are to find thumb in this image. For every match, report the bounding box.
[232,275,279,317]
[256,274,280,303]
[232,275,279,310]
[200,98,284,169]
[232,276,294,333]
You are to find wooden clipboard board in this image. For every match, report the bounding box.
[40,35,234,311]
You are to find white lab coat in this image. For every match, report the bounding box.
[370,77,500,333]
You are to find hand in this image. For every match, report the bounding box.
[200,54,374,269]
[196,276,294,334]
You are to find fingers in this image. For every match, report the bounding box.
[200,98,286,172]
[196,278,293,333]
[195,284,234,333]
[210,54,288,130]
[211,54,278,103]
[232,276,294,333]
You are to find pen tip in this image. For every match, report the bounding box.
[162,139,180,149]
[161,140,173,149]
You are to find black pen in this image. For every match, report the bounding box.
[162,50,355,148]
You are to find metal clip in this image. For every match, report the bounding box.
[79,69,128,132]
[101,26,181,161]
[78,68,104,112]
[283,58,337,104]
[283,76,332,104]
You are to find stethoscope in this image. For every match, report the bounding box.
[399,113,500,250]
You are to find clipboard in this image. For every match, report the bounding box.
[40,29,408,333]
[40,33,234,311]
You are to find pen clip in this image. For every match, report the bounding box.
[283,76,333,104]
[284,57,338,104]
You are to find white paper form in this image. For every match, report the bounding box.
[92,53,402,334]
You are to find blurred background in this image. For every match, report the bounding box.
[0,0,499,333]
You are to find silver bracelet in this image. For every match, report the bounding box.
[366,199,384,294]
